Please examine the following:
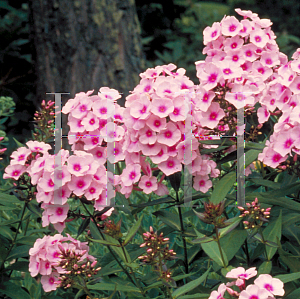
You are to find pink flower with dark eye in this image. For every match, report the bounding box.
[195,87,215,112]
[138,175,158,194]
[157,156,182,176]
[199,102,225,129]
[197,63,222,90]
[120,164,141,186]
[67,175,93,196]
[254,274,285,296]
[41,272,60,292]
[203,22,222,45]
[193,175,212,193]
[146,114,166,132]
[208,283,226,299]
[10,147,31,165]
[239,284,271,299]
[3,164,26,180]
[226,267,257,280]
[221,16,243,37]
[289,77,300,94]
[151,97,174,118]
[157,122,181,146]
[129,94,151,119]
[81,111,99,131]
[250,29,269,48]
[67,155,89,176]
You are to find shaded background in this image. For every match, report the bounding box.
[0,0,299,173]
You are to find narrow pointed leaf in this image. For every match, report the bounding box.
[123,215,143,246]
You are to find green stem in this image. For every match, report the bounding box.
[166,285,173,299]
[214,226,226,268]
[176,190,188,274]
[81,202,148,298]
[118,239,129,263]
[259,226,268,260]
[0,202,27,272]
[244,238,250,267]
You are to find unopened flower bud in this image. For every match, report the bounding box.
[91,261,97,268]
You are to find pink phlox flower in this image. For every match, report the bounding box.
[84,181,103,201]
[221,16,243,37]
[197,63,222,90]
[83,129,103,151]
[98,87,121,102]
[242,44,259,62]
[157,122,181,146]
[61,95,80,115]
[260,52,280,68]
[251,16,273,28]
[67,174,93,196]
[107,141,125,163]
[239,19,253,37]
[139,126,158,145]
[67,155,90,176]
[157,156,182,176]
[289,76,300,94]
[291,59,300,73]
[223,36,244,52]
[199,102,226,129]
[88,146,107,165]
[71,97,92,119]
[50,165,71,188]
[226,267,257,280]
[45,203,69,224]
[169,96,188,122]
[149,144,169,164]
[146,114,167,132]
[250,29,269,48]
[68,114,85,132]
[208,283,227,299]
[129,94,152,119]
[239,284,271,299]
[254,274,285,296]
[235,8,258,19]
[219,59,243,79]
[138,175,158,194]
[37,171,55,192]
[81,111,99,131]
[194,87,215,112]
[10,147,31,165]
[41,271,60,292]
[121,164,141,186]
[3,164,27,180]
[273,131,295,156]
[225,49,246,66]
[251,61,273,81]
[139,66,163,79]
[133,78,154,94]
[26,140,51,154]
[193,175,212,193]
[151,96,174,118]
[203,22,222,45]
[258,147,288,168]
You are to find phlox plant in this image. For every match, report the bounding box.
[1,8,300,299]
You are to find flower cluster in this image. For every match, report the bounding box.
[209,266,284,299]
[238,197,271,229]
[3,140,113,232]
[32,99,55,142]
[117,63,220,198]
[29,234,98,292]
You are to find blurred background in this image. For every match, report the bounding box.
[0,0,299,178]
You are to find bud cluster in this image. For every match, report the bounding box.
[238,198,271,229]
[138,226,176,264]
[33,99,55,142]
[102,219,123,239]
[55,244,101,289]
[195,201,227,228]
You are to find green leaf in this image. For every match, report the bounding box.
[77,217,90,238]
[249,179,280,189]
[130,196,175,208]
[153,210,181,231]
[262,210,282,260]
[105,235,131,263]
[245,149,262,167]
[218,216,242,239]
[16,236,37,246]
[178,295,210,299]
[89,238,119,246]
[13,137,25,148]
[0,226,14,240]
[257,261,272,275]
[0,281,31,299]
[210,172,236,204]
[220,229,247,262]
[0,192,20,204]
[278,248,300,273]
[27,201,42,217]
[274,272,300,283]
[192,228,214,244]
[171,267,211,299]
[285,288,300,299]
[202,240,228,267]
[245,141,265,150]
[5,261,29,272]
[123,215,143,246]
[7,245,31,261]
[88,282,140,293]
[89,220,102,240]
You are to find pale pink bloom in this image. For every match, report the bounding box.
[195,88,215,112]
[261,94,277,112]
[239,284,271,299]
[223,36,244,52]
[157,122,181,146]
[289,77,300,94]
[138,175,158,194]
[140,142,162,156]
[67,175,93,196]
[81,111,99,131]
[260,52,280,68]
[254,274,284,296]
[129,95,151,119]
[252,61,273,80]
[67,115,85,132]
[67,155,90,176]
[71,97,92,119]
[46,203,69,224]
[92,99,111,119]
[225,49,245,66]
[100,124,125,142]
[199,102,225,129]
[169,96,188,122]
[291,59,300,73]
[146,114,166,132]
[139,66,163,79]
[292,48,300,60]
[88,146,107,164]
[39,259,52,276]
[273,132,295,156]
[41,272,60,292]
[203,22,222,45]
[193,175,212,193]
[156,81,181,98]
[278,67,295,87]
[36,187,53,204]
[50,165,71,188]
[158,156,182,176]
[277,89,292,110]
[154,182,169,196]
[61,95,80,114]
[84,181,103,200]
[37,172,55,192]
[251,16,272,28]
[100,207,114,220]
[235,8,258,19]
[239,19,253,37]
[149,145,169,164]
[197,63,222,90]
[226,267,257,280]
[133,78,154,94]
[208,283,227,299]
[139,126,157,145]
[107,142,125,163]
[98,87,121,102]
[225,88,255,109]
[10,147,31,165]
[250,29,269,48]
[29,256,40,277]
[221,16,243,37]
[242,44,259,62]
[258,148,287,168]
[219,60,243,79]
[151,97,174,118]
[83,129,102,151]
[26,140,51,154]
[257,106,270,123]
[52,185,72,205]
[121,164,141,186]
[3,164,26,180]
[94,189,110,210]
